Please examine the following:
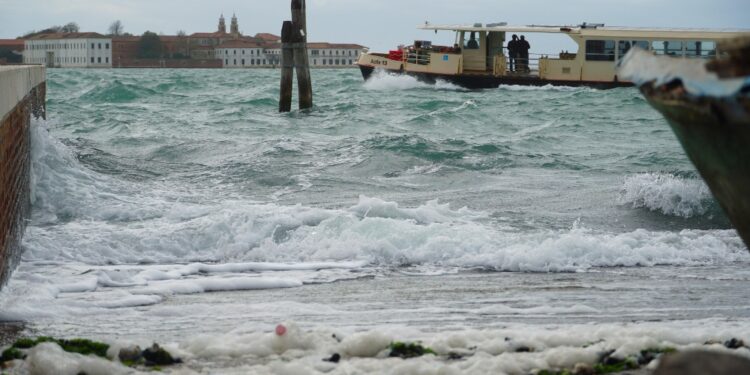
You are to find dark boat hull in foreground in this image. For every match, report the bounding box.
[359,66,633,90]
[630,36,750,250]
[641,83,750,250]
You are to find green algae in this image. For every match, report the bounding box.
[388,341,437,358]
[1,336,109,363]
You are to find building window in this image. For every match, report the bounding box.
[251,59,255,65]
[314,59,317,65]
[98,43,102,49]
[585,40,615,61]
[335,59,340,65]
[349,60,353,65]
[322,59,326,65]
[98,57,101,63]
[234,50,236,55]
[106,57,109,63]
[91,43,95,49]
[242,59,245,65]
[106,43,110,49]
[91,57,95,63]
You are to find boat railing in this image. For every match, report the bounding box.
[406,50,431,65]
[507,54,542,74]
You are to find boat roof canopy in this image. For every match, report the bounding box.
[419,23,750,39]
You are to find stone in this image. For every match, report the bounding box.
[142,343,180,366]
[654,350,750,375]
[323,353,340,363]
[724,338,745,349]
[572,362,595,375]
[118,345,142,363]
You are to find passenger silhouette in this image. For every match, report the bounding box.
[518,35,531,72]
[507,34,519,72]
[467,32,479,49]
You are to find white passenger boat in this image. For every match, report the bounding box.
[356,22,750,89]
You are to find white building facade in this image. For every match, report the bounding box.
[307,43,366,68]
[24,33,113,68]
[216,41,366,68]
[215,41,274,68]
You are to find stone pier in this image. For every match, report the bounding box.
[0,66,46,289]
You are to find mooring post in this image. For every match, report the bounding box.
[291,0,313,110]
[279,21,294,113]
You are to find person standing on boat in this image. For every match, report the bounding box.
[507,34,519,72]
[518,35,531,72]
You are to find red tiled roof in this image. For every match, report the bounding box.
[190,32,226,38]
[112,36,141,42]
[217,40,266,49]
[0,39,24,47]
[26,32,107,40]
[255,33,280,42]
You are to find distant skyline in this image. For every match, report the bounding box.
[1,0,749,52]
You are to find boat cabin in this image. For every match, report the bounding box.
[356,22,750,88]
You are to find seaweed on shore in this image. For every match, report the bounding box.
[1,336,109,363]
[388,341,437,358]
[536,346,677,375]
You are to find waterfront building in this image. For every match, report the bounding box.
[188,14,245,59]
[216,41,366,68]
[23,33,112,68]
[215,40,275,68]
[0,39,24,64]
[308,43,367,68]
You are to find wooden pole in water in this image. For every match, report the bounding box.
[292,0,313,110]
[279,21,294,112]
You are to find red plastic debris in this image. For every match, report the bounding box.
[275,324,287,336]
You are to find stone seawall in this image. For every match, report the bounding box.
[0,66,45,289]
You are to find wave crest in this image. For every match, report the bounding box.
[619,173,714,218]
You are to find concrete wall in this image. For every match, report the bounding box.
[0,65,45,289]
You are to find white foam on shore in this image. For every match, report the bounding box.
[8,320,749,374]
[619,173,713,218]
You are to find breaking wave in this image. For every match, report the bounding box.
[363,69,463,91]
[619,173,715,218]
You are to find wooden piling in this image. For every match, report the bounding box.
[279,0,313,112]
[292,0,313,110]
[279,21,294,113]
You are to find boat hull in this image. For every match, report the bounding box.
[358,65,633,90]
[642,84,750,250]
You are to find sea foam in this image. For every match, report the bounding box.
[619,173,713,218]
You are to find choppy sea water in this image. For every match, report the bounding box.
[1,68,749,373]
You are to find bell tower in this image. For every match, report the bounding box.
[230,13,240,37]
[218,14,227,34]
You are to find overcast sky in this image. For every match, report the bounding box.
[1,0,749,52]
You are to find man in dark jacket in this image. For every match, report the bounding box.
[518,35,531,72]
[507,34,519,72]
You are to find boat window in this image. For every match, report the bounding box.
[652,41,684,56]
[617,40,650,59]
[685,41,716,58]
[463,32,480,50]
[585,40,615,61]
